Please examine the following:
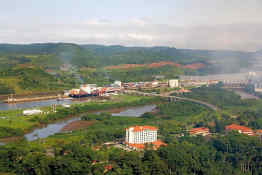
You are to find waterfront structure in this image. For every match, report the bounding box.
[225,124,254,136]
[23,109,42,116]
[113,81,122,87]
[169,79,179,88]
[189,127,210,136]
[125,125,166,150]
[152,81,159,87]
[254,83,262,93]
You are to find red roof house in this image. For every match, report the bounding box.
[126,140,167,150]
[189,127,210,136]
[225,124,254,136]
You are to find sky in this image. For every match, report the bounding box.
[0,0,261,51]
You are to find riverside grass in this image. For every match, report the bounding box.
[0,95,162,138]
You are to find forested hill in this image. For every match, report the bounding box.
[0,43,256,69]
[0,43,259,94]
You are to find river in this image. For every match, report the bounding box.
[24,104,156,141]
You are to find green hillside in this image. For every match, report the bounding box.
[0,43,257,94]
[0,67,76,95]
[0,43,254,70]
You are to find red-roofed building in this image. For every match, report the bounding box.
[256,129,262,134]
[104,164,113,173]
[256,130,262,139]
[130,125,158,132]
[152,140,167,150]
[178,88,191,93]
[126,143,145,150]
[189,127,210,136]
[125,126,166,150]
[225,124,254,136]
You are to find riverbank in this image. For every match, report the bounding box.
[3,95,61,103]
[61,120,96,132]
[0,91,63,101]
[0,95,163,142]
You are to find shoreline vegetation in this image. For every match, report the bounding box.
[0,95,163,141]
[2,86,262,174]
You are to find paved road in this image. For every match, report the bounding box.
[124,90,219,111]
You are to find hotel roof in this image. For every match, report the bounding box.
[126,125,158,132]
[126,140,167,150]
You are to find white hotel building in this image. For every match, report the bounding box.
[125,126,158,144]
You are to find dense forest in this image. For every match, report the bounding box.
[0,43,254,68]
[178,85,262,130]
[0,43,258,94]
[1,95,262,174]
[1,133,262,175]
[0,86,262,174]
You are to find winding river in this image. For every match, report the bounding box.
[24,104,156,141]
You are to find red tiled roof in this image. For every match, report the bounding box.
[104,165,113,171]
[225,124,254,135]
[225,124,252,133]
[178,88,191,93]
[152,140,167,149]
[127,140,167,150]
[189,127,209,135]
[126,125,158,132]
[127,143,145,149]
[256,129,262,133]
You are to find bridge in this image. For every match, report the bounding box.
[124,90,219,111]
[222,83,247,89]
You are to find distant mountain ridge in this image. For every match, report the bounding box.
[0,43,259,94]
[0,43,258,72]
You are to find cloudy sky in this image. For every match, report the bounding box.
[0,0,261,51]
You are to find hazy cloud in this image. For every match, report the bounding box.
[0,0,261,51]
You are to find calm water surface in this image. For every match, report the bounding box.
[0,99,73,111]
[24,104,156,141]
[25,117,81,141]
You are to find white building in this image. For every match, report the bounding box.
[23,109,42,116]
[169,79,179,88]
[114,81,122,87]
[125,126,157,144]
[255,83,262,93]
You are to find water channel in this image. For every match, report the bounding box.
[24,104,156,141]
[0,99,73,111]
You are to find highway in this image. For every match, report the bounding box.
[124,90,219,111]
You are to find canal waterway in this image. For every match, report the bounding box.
[24,104,156,141]
[0,99,73,111]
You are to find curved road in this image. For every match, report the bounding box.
[124,90,219,111]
